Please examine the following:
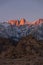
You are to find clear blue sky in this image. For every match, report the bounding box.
[0,0,43,22]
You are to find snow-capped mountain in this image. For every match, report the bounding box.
[0,18,43,41]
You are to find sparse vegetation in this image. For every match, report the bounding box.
[0,35,43,65]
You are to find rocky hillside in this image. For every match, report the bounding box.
[0,35,43,65]
[0,34,43,59]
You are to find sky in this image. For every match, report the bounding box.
[0,0,43,22]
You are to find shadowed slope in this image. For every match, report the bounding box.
[0,35,43,59]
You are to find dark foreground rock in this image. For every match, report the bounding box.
[0,35,43,65]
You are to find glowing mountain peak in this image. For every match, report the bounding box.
[8,18,43,26]
[19,18,26,25]
[8,20,18,26]
[31,19,43,25]
[8,18,26,26]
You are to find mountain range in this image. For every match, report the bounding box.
[0,18,43,41]
[0,18,43,65]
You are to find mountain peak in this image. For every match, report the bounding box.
[31,19,43,25]
[8,18,26,26]
[35,19,43,25]
[19,18,26,25]
[8,20,19,26]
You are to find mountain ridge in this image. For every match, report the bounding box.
[0,18,43,41]
[8,18,43,26]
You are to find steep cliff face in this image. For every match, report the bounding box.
[31,19,43,25]
[8,19,43,26]
[8,18,31,26]
[19,18,26,25]
[8,20,19,26]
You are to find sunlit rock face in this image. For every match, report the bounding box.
[8,18,26,26]
[8,19,43,26]
[36,19,43,24]
[8,20,19,26]
[8,18,31,26]
[31,19,43,25]
[19,18,26,25]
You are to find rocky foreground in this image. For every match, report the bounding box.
[0,35,43,65]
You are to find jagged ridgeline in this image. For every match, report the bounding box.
[0,18,43,42]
